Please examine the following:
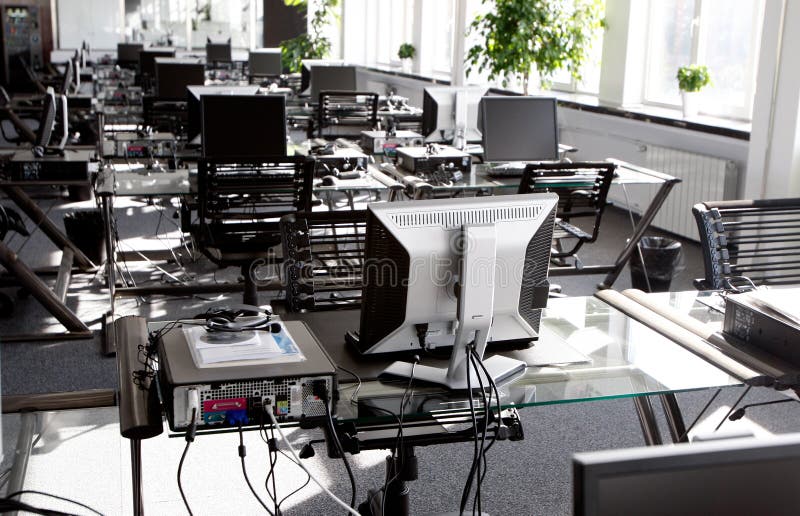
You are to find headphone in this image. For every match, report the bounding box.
[202,304,274,333]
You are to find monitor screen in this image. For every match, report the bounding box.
[422,86,488,143]
[186,85,260,143]
[480,96,559,162]
[206,40,232,63]
[139,48,175,77]
[300,59,345,94]
[574,433,800,516]
[310,65,357,99]
[201,94,287,159]
[117,43,144,65]
[249,48,282,76]
[155,58,205,100]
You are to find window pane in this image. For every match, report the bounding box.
[644,0,696,105]
[376,0,412,64]
[696,0,760,114]
[428,0,453,73]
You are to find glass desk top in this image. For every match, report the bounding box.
[330,291,737,423]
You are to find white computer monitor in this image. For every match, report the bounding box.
[349,193,558,389]
[422,86,488,147]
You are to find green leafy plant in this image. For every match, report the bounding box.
[676,65,711,93]
[466,0,604,94]
[280,0,339,73]
[397,43,416,60]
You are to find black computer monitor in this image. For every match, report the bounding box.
[155,58,206,100]
[206,38,232,63]
[350,193,557,390]
[573,433,800,516]
[249,48,282,77]
[139,48,176,77]
[201,94,286,158]
[479,96,559,163]
[58,59,73,96]
[422,86,488,144]
[300,59,344,94]
[117,43,144,67]
[310,65,356,99]
[186,85,260,143]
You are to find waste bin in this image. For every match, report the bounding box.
[629,236,682,292]
[63,209,106,264]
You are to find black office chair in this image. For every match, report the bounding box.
[280,210,367,312]
[196,156,315,305]
[317,91,379,139]
[518,161,616,263]
[693,198,800,290]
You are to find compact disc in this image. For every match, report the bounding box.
[198,330,256,345]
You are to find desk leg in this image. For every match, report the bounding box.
[598,179,679,289]
[0,240,90,334]
[1,185,96,271]
[101,193,117,355]
[659,393,688,443]
[632,396,663,446]
[130,439,144,516]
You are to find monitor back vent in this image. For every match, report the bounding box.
[389,205,543,229]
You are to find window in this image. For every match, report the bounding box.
[423,0,454,74]
[643,0,763,119]
[551,1,605,95]
[375,0,413,66]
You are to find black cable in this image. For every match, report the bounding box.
[4,490,103,516]
[469,351,489,515]
[470,348,503,490]
[715,385,752,432]
[275,451,311,514]
[322,393,357,510]
[0,497,75,515]
[379,359,417,516]
[677,388,721,442]
[267,424,279,514]
[460,345,481,515]
[730,398,798,421]
[238,426,275,516]
[177,408,197,516]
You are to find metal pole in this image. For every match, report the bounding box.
[7,411,36,513]
[130,439,144,516]
[632,396,663,446]
[1,185,95,271]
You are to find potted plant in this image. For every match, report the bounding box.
[466,0,604,94]
[676,64,711,118]
[397,43,416,73]
[280,0,339,73]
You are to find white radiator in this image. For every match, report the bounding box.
[641,144,738,241]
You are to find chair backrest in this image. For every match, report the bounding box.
[518,161,616,244]
[197,156,314,265]
[692,198,800,290]
[280,209,367,312]
[317,91,378,138]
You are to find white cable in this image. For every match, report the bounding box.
[266,411,361,516]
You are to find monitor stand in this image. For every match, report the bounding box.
[382,224,527,390]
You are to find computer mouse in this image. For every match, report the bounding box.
[321,175,336,186]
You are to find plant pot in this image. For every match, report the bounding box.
[681,91,699,118]
[401,59,412,74]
